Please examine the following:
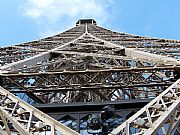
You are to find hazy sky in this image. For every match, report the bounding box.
[0,0,180,46]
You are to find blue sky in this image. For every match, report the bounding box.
[0,0,180,47]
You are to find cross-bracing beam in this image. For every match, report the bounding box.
[87,24,180,65]
[87,32,180,66]
[0,25,86,72]
[0,86,80,135]
[110,78,180,135]
[0,65,176,104]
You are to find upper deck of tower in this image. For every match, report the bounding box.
[76,19,97,26]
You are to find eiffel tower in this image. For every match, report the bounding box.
[0,19,179,135]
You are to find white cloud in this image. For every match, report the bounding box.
[20,0,114,38]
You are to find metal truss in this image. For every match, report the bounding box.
[0,86,79,135]
[0,25,86,71]
[110,78,180,135]
[0,19,180,134]
[0,66,177,104]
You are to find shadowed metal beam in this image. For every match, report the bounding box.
[0,65,177,77]
[34,99,152,113]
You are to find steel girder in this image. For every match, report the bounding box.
[110,78,180,135]
[0,66,177,104]
[0,86,80,135]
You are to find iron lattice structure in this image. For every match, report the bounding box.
[0,19,179,134]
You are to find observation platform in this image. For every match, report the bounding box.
[76,19,97,26]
